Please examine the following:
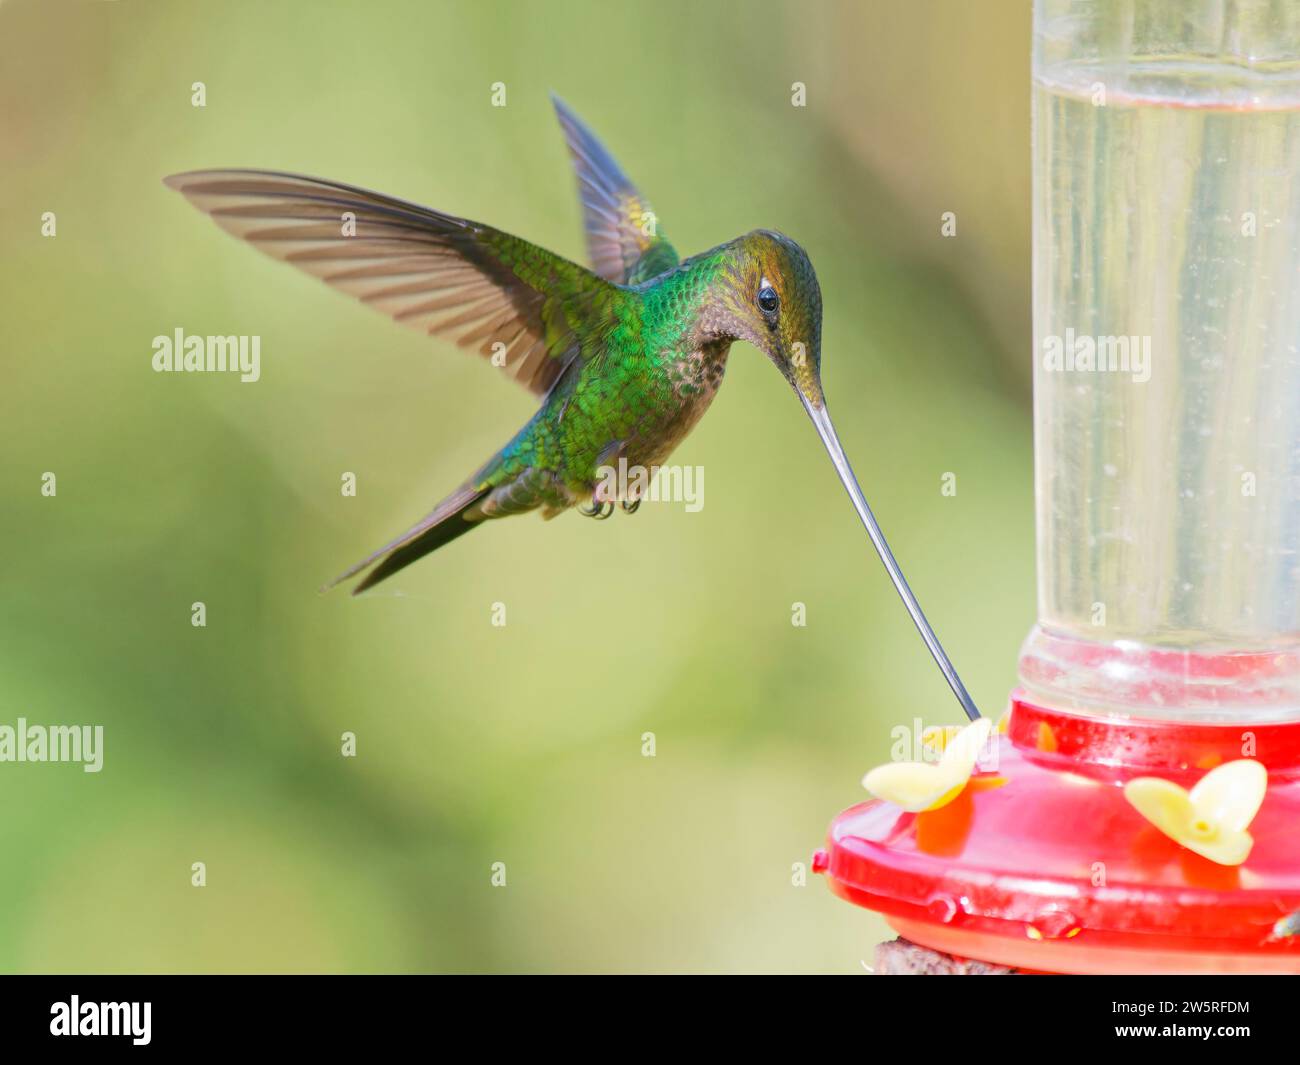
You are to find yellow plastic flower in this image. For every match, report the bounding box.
[1123,760,1267,867]
[864,718,993,813]
[919,724,962,753]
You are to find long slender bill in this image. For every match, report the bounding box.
[801,396,982,722]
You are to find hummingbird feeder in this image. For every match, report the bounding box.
[814,0,1300,974]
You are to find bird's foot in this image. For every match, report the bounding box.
[578,499,614,520]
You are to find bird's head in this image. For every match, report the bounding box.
[703,231,858,503]
[706,229,826,411]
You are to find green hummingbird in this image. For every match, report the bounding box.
[167,96,981,721]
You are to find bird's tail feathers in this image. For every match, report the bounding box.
[323,483,492,596]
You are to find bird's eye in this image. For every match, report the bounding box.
[757,285,779,316]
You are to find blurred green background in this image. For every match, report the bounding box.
[0,0,1033,972]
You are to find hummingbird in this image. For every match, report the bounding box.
[166,96,981,721]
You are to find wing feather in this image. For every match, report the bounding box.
[165,169,618,396]
[551,95,679,285]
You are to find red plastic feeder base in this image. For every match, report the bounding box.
[814,694,1300,974]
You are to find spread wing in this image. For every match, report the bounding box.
[164,169,619,396]
[551,95,679,285]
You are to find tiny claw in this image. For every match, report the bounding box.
[621,499,641,515]
[579,499,614,519]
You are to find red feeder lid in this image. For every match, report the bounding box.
[815,694,1300,974]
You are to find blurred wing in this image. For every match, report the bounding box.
[164,169,618,396]
[551,95,679,284]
